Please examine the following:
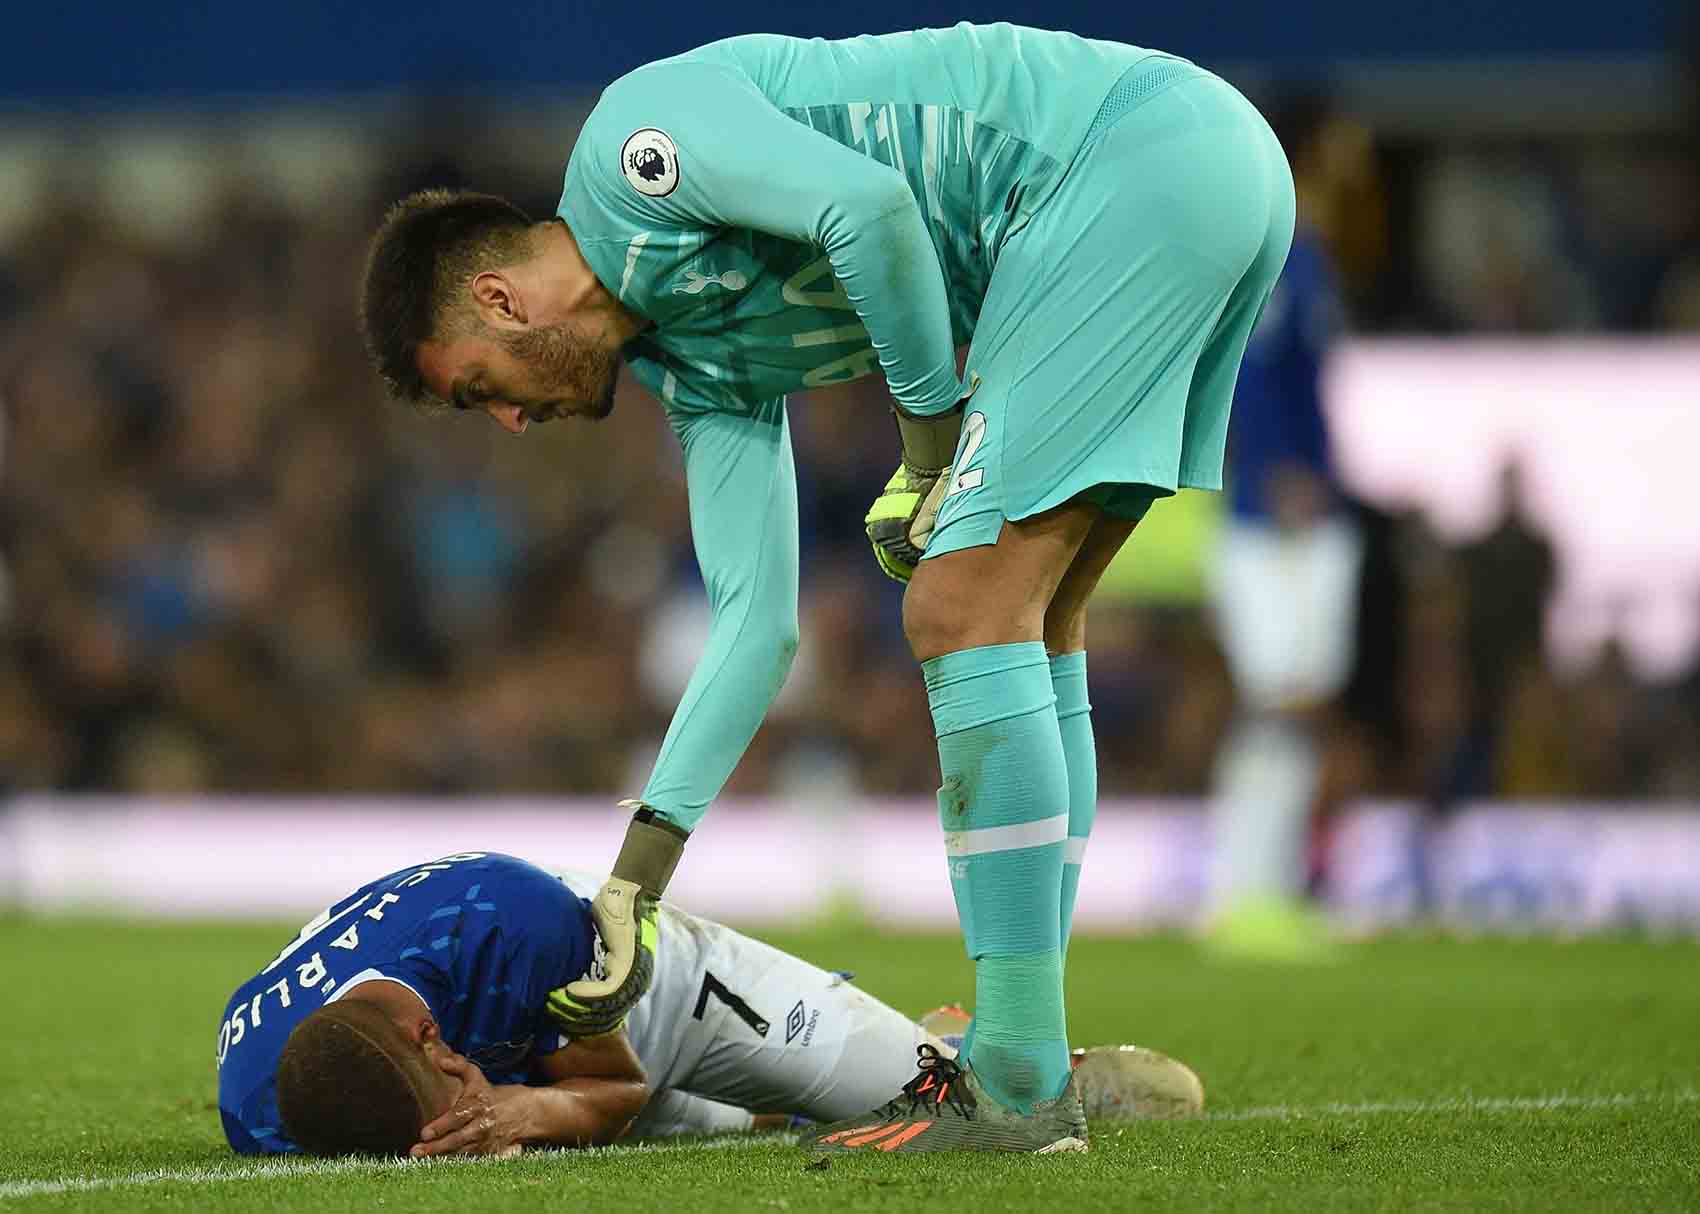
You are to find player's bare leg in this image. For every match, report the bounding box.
[1044,514,1226,1127]
[924,510,1142,1065]
[808,504,1170,1152]
[808,502,1103,1153]
[1043,513,1141,957]
[1041,512,1140,653]
[901,499,1099,662]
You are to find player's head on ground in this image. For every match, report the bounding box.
[361,188,647,434]
[274,987,465,1156]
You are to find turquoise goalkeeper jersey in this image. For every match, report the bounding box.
[555,24,1157,828]
[559,23,1151,420]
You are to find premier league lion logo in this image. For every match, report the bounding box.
[629,146,668,183]
[620,128,681,197]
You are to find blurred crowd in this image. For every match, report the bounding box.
[1,97,1698,805]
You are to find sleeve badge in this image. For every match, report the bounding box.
[621,128,681,198]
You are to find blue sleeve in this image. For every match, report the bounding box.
[1282,243,1343,482]
[640,399,800,830]
[519,886,597,1058]
[591,59,963,415]
[223,1108,289,1155]
[1228,234,1344,515]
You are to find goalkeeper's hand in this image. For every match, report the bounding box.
[864,462,949,583]
[546,877,659,1038]
[546,803,687,1038]
[864,374,979,583]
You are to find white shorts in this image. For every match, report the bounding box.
[1210,515,1364,712]
[556,872,931,1136]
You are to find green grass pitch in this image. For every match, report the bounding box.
[2,915,1697,1212]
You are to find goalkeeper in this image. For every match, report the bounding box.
[361,23,1290,1154]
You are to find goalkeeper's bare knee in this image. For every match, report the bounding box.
[901,505,1097,663]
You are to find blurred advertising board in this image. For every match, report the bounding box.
[1326,340,1700,681]
[1329,802,1700,934]
[3,797,1696,933]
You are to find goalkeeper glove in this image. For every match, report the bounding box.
[865,462,949,583]
[546,802,688,1038]
[864,375,979,583]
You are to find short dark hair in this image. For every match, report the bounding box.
[275,1001,437,1156]
[360,188,535,404]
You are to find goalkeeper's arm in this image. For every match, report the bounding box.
[549,400,800,1035]
[634,398,801,827]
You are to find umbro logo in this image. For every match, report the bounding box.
[785,999,821,1046]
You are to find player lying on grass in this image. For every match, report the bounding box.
[216,851,1200,1157]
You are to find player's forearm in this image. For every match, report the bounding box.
[519,1028,650,1145]
[819,191,962,416]
[640,596,797,830]
[647,404,800,833]
[509,1077,651,1148]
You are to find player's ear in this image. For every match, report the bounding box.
[470,270,525,327]
[406,1015,441,1049]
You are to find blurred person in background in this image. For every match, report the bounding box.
[1449,458,1556,800]
[1207,90,1365,961]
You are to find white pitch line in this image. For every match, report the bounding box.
[1207,1089,1700,1122]
[4,1092,1697,1201]
[0,1134,779,1202]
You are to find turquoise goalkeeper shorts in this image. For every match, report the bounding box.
[925,58,1296,557]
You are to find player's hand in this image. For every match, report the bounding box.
[545,878,660,1038]
[866,375,979,583]
[546,804,686,1038]
[864,462,948,583]
[411,1054,527,1158]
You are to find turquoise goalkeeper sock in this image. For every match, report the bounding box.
[925,641,1071,1113]
[1051,651,1096,959]
[951,652,1093,1063]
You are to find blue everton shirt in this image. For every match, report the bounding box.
[1225,225,1344,522]
[215,853,596,1154]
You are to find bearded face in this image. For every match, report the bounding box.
[496,322,620,422]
